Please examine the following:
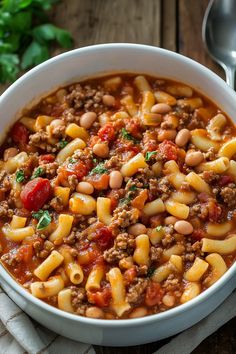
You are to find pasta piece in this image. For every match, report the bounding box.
[103,76,122,91]
[54,186,70,207]
[60,246,84,285]
[163,160,186,189]
[218,137,236,158]
[154,91,176,106]
[111,111,129,121]
[185,171,211,194]
[202,235,236,254]
[85,265,104,291]
[205,253,227,286]
[107,268,131,317]
[162,244,185,262]
[30,275,64,299]
[10,215,26,229]
[169,255,183,272]
[184,257,209,282]
[2,224,34,242]
[171,191,196,205]
[4,152,28,173]
[165,199,189,219]
[133,234,150,266]
[166,84,193,98]
[49,214,74,245]
[151,263,173,283]
[134,75,151,92]
[141,91,155,113]
[65,123,89,141]
[177,98,203,110]
[97,197,112,225]
[142,113,162,126]
[34,250,64,281]
[227,160,236,182]
[120,95,138,116]
[143,198,165,216]
[20,117,36,132]
[121,153,147,177]
[35,115,54,131]
[180,282,201,304]
[69,193,96,215]
[56,138,86,164]
[191,129,220,152]
[206,221,232,237]
[58,288,74,313]
[207,114,226,141]
[98,113,110,126]
[9,175,22,208]
[148,227,165,245]
[196,157,229,174]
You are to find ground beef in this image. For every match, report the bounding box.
[162,274,181,292]
[50,123,66,138]
[111,205,140,230]
[220,184,236,208]
[150,246,163,261]
[183,240,203,261]
[1,251,19,266]
[50,196,64,212]
[202,171,220,184]
[161,230,175,247]
[104,247,128,263]
[156,177,172,201]
[189,203,209,220]
[103,233,135,264]
[66,84,106,112]
[43,162,59,178]
[29,131,56,152]
[203,147,216,161]
[136,265,148,276]
[0,200,13,218]
[104,155,122,169]
[67,175,78,191]
[19,155,38,178]
[0,171,11,193]
[115,232,135,250]
[126,278,148,304]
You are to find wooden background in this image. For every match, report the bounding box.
[1,0,236,353]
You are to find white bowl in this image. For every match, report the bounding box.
[0,43,236,346]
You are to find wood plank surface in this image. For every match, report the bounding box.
[0,1,235,353]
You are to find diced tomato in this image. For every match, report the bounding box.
[20,177,51,211]
[98,123,115,142]
[59,161,88,182]
[158,140,178,161]
[87,287,111,307]
[198,192,210,203]
[94,226,113,250]
[208,200,222,223]
[131,189,148,210]
[125,118,142,139]
[39,154,55,164]
[219,175,234,186]
[17,244,33,263]
[87,174,109,190]
[11,122,29,146]
[123,267,137,284]
[145,282,164,307]
[191,229,205,240]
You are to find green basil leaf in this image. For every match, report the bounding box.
[147,266,156,278]
[59,139,68,149]
[145,151,157,161]
[90,163,108,175]
[129,185,137,191]
[156,226,163,232]
[36,210,51,230]
[16,169,25,183]
[31,166,44,179]
[32,209,44,220]
[21,40,49,69]
[0,53,19,83]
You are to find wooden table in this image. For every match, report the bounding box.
[1,0,236,353]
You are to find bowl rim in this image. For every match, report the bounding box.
[0,42,236,328]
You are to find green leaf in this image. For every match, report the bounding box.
[59,139,68,149]
[69,157,76,164]
[32,24,72,48]
[90,163,108,175]
[15,169,25,183]
[147,266,156,278]
[0,53,19,83]
[121,128,139,144]
[13,11,32,31]
[33,210,51,230]
[156,226,163,232]
[21,40,49,69]
[145,151,157,161]
[129,185,137,191]
[54,28,72,48]
[31,166,44,179]
[119,195,132,206]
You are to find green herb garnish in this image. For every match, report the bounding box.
[0,0,73,84]
[90,163,108,175]
[33,209,51,230]
[145,151,157,161]
[69,157,76,164]
[121,128,139,143]
[156,226,163,232]
[16,169,25,183]
[129,185,137,191]
[59,139,68,149]
[119,196,132,206]
[31,166,44,179]
[147,266,156,278]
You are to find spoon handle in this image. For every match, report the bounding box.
[224,66,235,90]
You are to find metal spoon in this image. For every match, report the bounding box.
[202,0,236,89]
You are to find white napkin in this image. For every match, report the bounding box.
[0,286,235,354]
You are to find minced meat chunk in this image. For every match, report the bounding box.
[0,200,13,218]
[126,278,148,304]
[220,184,236,208]
[111,205,140,230]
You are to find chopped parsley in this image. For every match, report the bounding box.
[69,157,76,164]
[156,225,163,232]
[31,167,44,179]
[15,170,25,183]
[59,139,68,149]
[121,128,139,144]
[90,163,108,175]
[92,158,98,164]
[32,210,51,230]
[147,266,156,278]
[129,185,138,191]
[145,151,157,161]
[119,195,132,206]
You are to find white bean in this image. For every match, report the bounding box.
[76,182,94,194]
[93,143,109,158]
[109,171,123,189]
[80,112,97,129]
[85,307,104,318]
[102,95,116,106]
[151,103,171,114]
[174,220,193,235]
[185,151,204,166]
[128,223,147,236]
[175,128,190,147]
